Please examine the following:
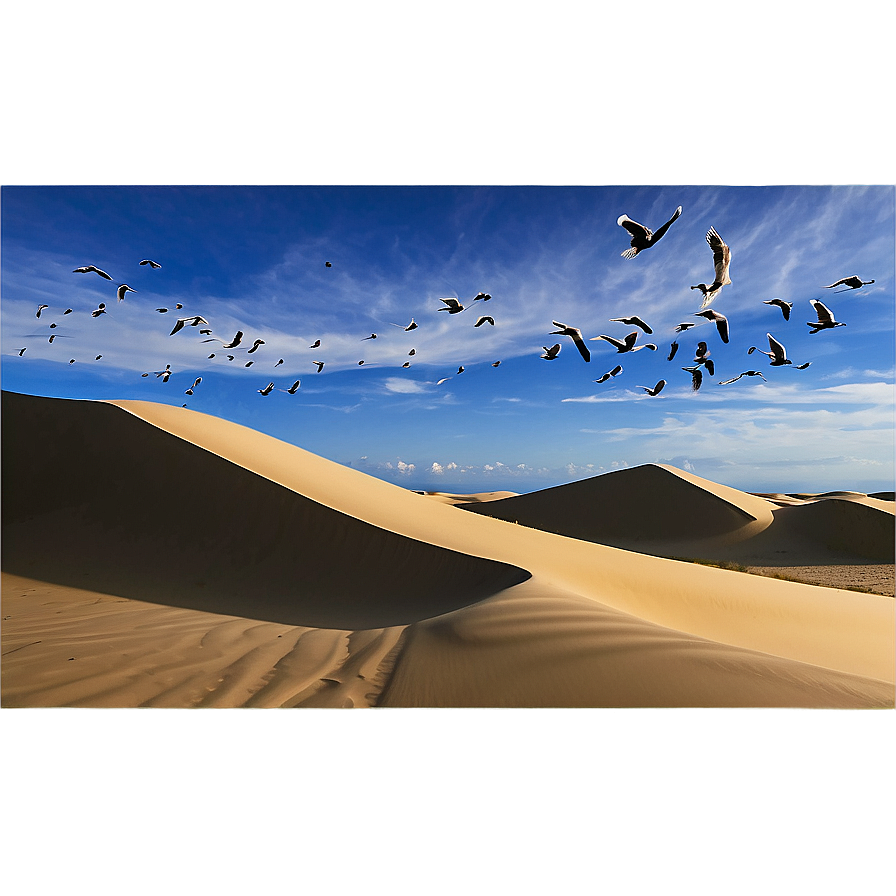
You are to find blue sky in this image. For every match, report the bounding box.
[2,184,893,493]
[3,9,893,500]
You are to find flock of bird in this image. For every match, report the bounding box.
[11,210,876,406]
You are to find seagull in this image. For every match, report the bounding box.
[391,318,418,331]
[258,382,275,395]
[63,308,73,315]
[474,315,495,327]
[438,298,465,314]
[176,303,183,309]
[682,366,703,391]
[764,298,792,321]
[227,355,235,361]
[314,361,325,372]
[274,359,284,367]
[185,377,202,395]
[246,339,266,353]
[91,303,107,317]
[691,227,731,308]
[16,348,26,356]
[541,343,562,360]
[169,315,210,335]
[362,333,377,340]
[748,333,811,368]
[203,330,243,348]
[457,366,465,375]
[285,380,301,394]
[116,284,137,302]
[473,292,491,301]
[73,265,112,280]
[592,331,657,354]
[309,339,321,348]
[638,379,666,396]
[667,341,679,361]
[139,259,162,268]
[824,275,874,292]
[610,316,653,334]
[807,299,846,333]
[550,321,591,362]
[617,205,682,258]
[146,364,172,382]
[693,309,730,343]
[36,304,49,318]
[594,364,623,383]
[674,322,697,333]
[719,370,766,385]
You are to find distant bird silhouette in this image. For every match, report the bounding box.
[439,298,465,314]
[208,353,216,359]
[139,259,162,268]
[402,362,411,368]
[145,364,172,381]
[63,308,73,315]
[116,284,137,302]
[325,261,332,267]
[748,333,811,368]
[719,370,766,385]
[391,318,418,331]
[667,341,679,361]
[691,227,731,308]
[274,359,284,367]
[550,321,591,362]
[638,380,666,396]
[824,275,874,292]
[36,304,49,318]
[73,265,112,280]
[541,343,562,360]
[491,361,501,367]
[69,359,75,364]
[674,322,697,333]
[246,339,266,353]
[408,349,416,356]
[310,339,321,348]
[169,315,209,335]
[610,316,653,334]
[592,331,657,354]
[617,206,682,258]
[48,334,57,343]
[764,298,792,321]
[245,361,254,368]
[185,377,202,395]
[258,382,275,395]
[474,315,495,327]
[693,309,730,343]
[285,380,301,394]
[49,322,57,329]
[436,376,451,384]
[16,348,26,356]
[807,299,846,333]
[457,366,465,375]
[227,355,235,361]
[473,292,491,301]
[362,333,377,340]
[156,308,169,313]
[91,303,107,317]
[176,303,183,309]
[358,360,365,366]
[203,330,243,348]
[594,364,623,383]
[314,361,325,372]
[95,355,102,361]
[682,366,703,391]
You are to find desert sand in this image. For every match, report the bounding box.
[2,390,893,707]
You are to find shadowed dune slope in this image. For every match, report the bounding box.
[1,392,529,629]
[458,463,776,550]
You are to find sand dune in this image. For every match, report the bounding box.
[2,391,893,707]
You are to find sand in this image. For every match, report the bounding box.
[2,390,893,707]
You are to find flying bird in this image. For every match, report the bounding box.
[274,359,284,367]
[594,364,623,383]
[748,333,811,368]
[617,206,682,258]
[693,309,730,343]
[807,299,846,333]
[824,275,874,291]
[95,355,102,361]
[36,304,49,318]
[313,361,325,372]
[185,377,202,395]
[391,318,418,331]
[719,371,766,385]
[491,361,501,367]
[592,331,657,354]
[49,322,57,328]
[541,343,562,360]
[682,366,703,391]
[763,298,792,321]
[139,259,162,268]
[457,366,465,375]
[285,380,301,394]
[325,261,332,267]
[439,298,465,314]
[473,292,491,301]
[246,339,266,353]
[91,303,107,317]
[667,341,679,361]
[674,322,697,333]
[362,333,378,340]
[691,227,731,308]
[203,330,243,348]
[610,316,653,334]
[156,308,169,313]
[69,359,75,364]
[402,362,411,368]
[199,329,212,335]
[169,315,209,335]
[48,334,57,343]
[208,354,216,359]
[474,315,495,327]
[116,284,137,302]
[408,349,416,356]
[73,265,112,280]
[309,340,321,348]
[550,321,591,362]
[638,380,666,396]
[16,348,26,356]
[245,361,254,368]
[63,308,73,315]
[258,382,275,395]
[436,376,451,384]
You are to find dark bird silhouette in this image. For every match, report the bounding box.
[719,371,766,385]
[402,361,411,368]
[185,377,202,395]
[314,361,325,372]
[16,348,26,356]
[156,308,169,313]
[764,298,792,321]
[748,333,811,368]
[203,330,243,348]
[473,292,491,301]
[674,322,697,333]
[117,284,137,302]
[258,382,275,395]
[91,303,107,317]
[693,309,730,343]
[457,366,465,375]
[550,321,591,362]
[310,339,321,348]
[667,341,679,361]
[439,298,465,314]
[63,308,73,315]
[275,359,284,367]
[592,331,657,354]
[691,227,731,308]
[246,339,266,353]
[824,275,874,292]
[541,343,561,360]
[362,333,377,340]
[474,315,495,327]
[492,361,501,367]
[245,361,254,368]
[610,316,653,334]
[285,380,301,394]
[807,299,846,334]
[391,318,418,331]
[594,364,623,383]
[682,366,703,391]
[36,304,49,318]
[95,355,102,360]
[139,259,162,268]
[638,380,666,396]
[73,265,112,280]
[169,315,209,335]
[617,206,682,258]
[325,261,332,267]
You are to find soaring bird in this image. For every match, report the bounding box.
[117,284,137,302]
[690,227,731,308]
[73,265,112,280]
[667,341,679,361]
[185,377,202,395]
[473,292,491,301]
[807,299,846,334]
[550,321,591,362]
[156,308,169,313]
[610,316,653,334]
[48,334,57,343]
[325,261,332,267]
[139,259,162,268]
[309,339,321,348]
[16,347,26,356]
[63,308,73,315]
[456,366,465,375]
[638,380,666,396]
[258,382,275,395]
[203,330,243,348]
[245,361,254,368]
[274,359,284,368]
[145,364,172,382]
[439,297,465,314]
[246,339,266,353]
[408,349,416,356]
[592,331,657,354]
[824,275,874,291]
[764,298,792,321]
[617,206,682,258]
[362,333,377,340]
[541,343,562,360]
[594,364,623,383]
[36,304,49,318]
[474,315,495,327]
[719,370,766,385]
[314,361,325,372]
[748,333,811,368]
[682,366,703,391]
[693,309,730,343]
[169,315,209,335]
[436,376,451,385]
[491,361,501,367]
[674,322,697,333]
[391,318,418,331]
[285,380,301,394]
[91,303,107,317]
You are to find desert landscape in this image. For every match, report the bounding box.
[2,389,893,708]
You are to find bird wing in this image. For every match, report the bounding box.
[718,373,744,385]
[824,278,848,288]
[570,332,591,362]
[617,215,650,240]
[767,333,787,361]
[169,319,185,335]
[810,299,835,323]
[706,227,731,285]
[715,314,730,344]
[595,334,625,349]
[440,298,461,310]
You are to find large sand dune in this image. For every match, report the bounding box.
[2,391,893,707]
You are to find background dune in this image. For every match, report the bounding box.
[2,391,893,708]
